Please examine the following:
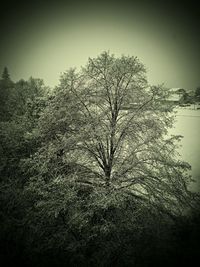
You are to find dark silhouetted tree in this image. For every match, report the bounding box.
[195,86,200,102]
[1,67,10,80]
[0,67,14,121]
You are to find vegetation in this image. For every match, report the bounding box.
[194,86,200,102]
[0,53,200,267]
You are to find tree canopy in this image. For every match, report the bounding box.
[25,52,194,219]
[195,86,200,101]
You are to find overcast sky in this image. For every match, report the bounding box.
[0,0,199,90]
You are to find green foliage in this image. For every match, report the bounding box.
[0,76,48,181]
[0,67,14,121]
[195,86,200,101]
[1,67,10,80]
[0,75,48,265]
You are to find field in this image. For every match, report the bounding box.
[169,107,200,191]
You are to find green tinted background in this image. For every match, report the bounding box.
[0,0,199,89]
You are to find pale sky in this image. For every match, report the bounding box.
[0,0,199,90]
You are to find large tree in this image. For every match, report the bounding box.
[18,52,198,266]
[25,52,195,220]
